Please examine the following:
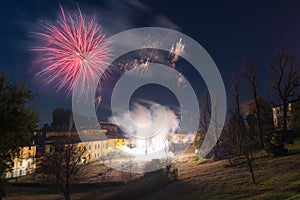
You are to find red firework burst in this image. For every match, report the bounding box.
[33,6,111,96]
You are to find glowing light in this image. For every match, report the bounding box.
[109,102,179,157]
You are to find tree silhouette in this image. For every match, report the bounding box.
[269,50,300,131]
[38,136,87,200]
[241,61,264,148]
[0,72,39,199]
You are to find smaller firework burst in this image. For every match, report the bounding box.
[94,95,103,110]
[169,38,185,68]
[176,73,186,88]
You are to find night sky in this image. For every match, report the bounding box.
[1,0,300,125]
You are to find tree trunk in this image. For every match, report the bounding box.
[64,191,70,200]
[283,102,288,132]
[228,156,233,166]
[245,155,256,185]
[252,85,264,149]
[0,174,7,200]
[0,182,2,200]
[255,103,264,149]
[65,172,70,200]
[213,140,220,160]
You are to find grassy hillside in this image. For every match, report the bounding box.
[142,139,300,200]
[4,139,300,200]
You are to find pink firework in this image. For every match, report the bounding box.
[34,6,111,96]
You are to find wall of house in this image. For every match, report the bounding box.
[45,140,108,162]
[6,146,36,178]
[272,103,293,130]
[85,140,108,160]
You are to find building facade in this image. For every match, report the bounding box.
[6,146,36,178]
[272,102,294,130]
[45,131,108,162]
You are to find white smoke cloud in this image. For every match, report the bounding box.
[108,102,179,155]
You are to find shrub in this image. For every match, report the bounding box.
[264,130,288,156]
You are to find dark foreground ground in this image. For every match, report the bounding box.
[4,139,300,200]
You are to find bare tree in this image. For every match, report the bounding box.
[38,136,87,200]
[162,136,180,180]
[241,61,264,148]
[162,138,173,175]
[226,76,256,184]
[199,90,222,160]
[269,50,300,131]
[121,154,135,183]
[197,91,210,157]
[230,76,244,150]
[200,91,210,134]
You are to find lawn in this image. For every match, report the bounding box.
[4,139,300,200]
[141,139,300,200]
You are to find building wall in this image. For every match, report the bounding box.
[107,138,129,151]
[85,140,108,160]
[6,146,36,178]
[46,131,78,138]
[107,138,117,151]
[272,103,293,130]
[45,140,108,162]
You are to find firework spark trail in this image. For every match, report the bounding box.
[119,39,162,74]
[120,38,184,72]
[169,38,185,68]
[94,95,103,110]
[33,6,111,96]
[118,37,186,88]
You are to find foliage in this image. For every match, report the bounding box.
[0,72,39,198]
[258,96,275,131]
[241,97,274,139]
[291,100,300,135]
[264,130,288,156]
[240,61,265,148]
[193,129,204,150]
[269,50,300,132]
[224,111,246,154]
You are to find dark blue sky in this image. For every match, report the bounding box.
[1,0,300,125]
